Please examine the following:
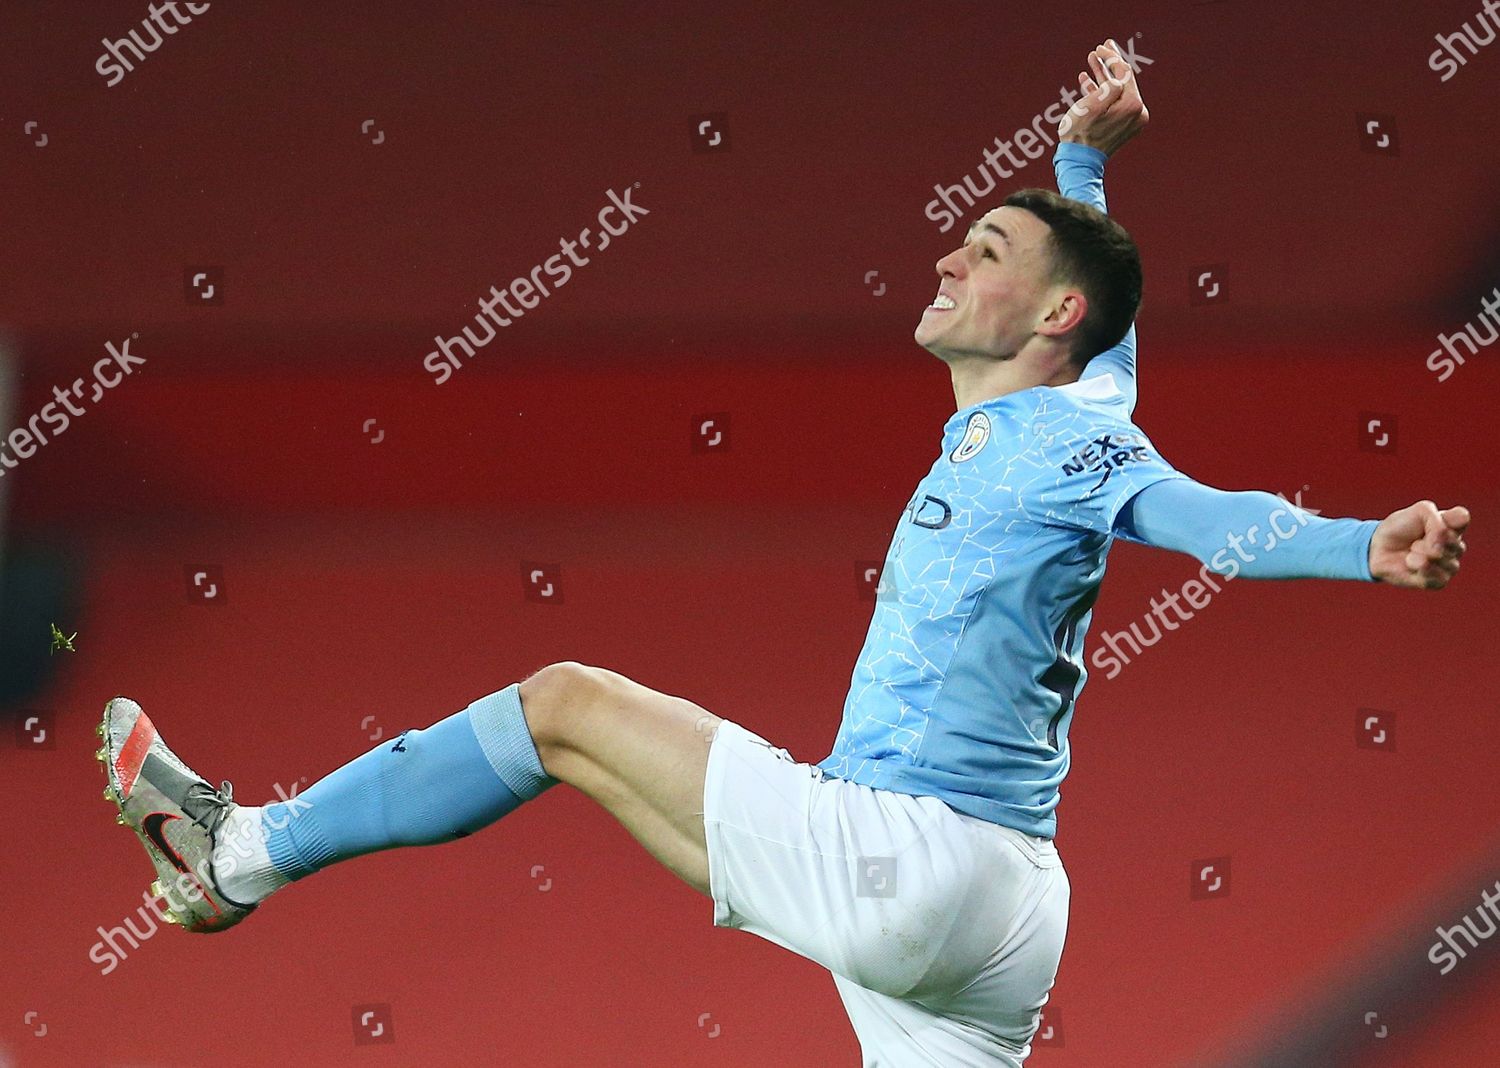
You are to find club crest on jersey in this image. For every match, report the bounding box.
[950,411,991,463]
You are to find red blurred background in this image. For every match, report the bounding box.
[2,2,1498,1065]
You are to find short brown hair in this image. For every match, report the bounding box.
[1002,188,1142,364]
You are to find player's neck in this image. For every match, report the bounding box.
[948,357,1081,412]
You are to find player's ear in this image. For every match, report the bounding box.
[1036,288,1087,341]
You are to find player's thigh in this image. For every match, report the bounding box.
[834,974,1027,1068]
[831,832,1070,1067]
[520,661,720,892]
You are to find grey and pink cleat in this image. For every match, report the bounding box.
[97,697,256,933]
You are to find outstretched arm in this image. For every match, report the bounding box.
[1056,145,1138,411]
[1117,478,1470,589]
[1055,38,1143,213]
[1055,39,1149,412]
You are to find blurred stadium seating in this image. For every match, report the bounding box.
[2,2,1496,1064]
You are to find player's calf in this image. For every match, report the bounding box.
[98,664,721,929]
[98,683,558,925]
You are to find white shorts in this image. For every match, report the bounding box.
[703,720,1070,1067]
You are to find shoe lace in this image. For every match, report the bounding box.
[183,778,237,837]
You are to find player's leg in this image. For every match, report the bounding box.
[252,660,721,895]
[829,824,1070,1067]
[99,661,722,930]
[516,661,721,893]
[100,680,555,930]
[527,688,1073,1063]
[702,723,1072,1065]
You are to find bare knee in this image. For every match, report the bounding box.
[519,661,614,768]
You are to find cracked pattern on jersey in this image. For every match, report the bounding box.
[820,382,1183,786]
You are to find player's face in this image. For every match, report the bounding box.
[916,206,1059,362]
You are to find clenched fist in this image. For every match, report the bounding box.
[1059,39,1149,157]
[1369,500,1470,589]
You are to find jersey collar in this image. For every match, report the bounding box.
[942,372,1124,440]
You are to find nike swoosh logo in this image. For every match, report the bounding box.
[142,812,189,873]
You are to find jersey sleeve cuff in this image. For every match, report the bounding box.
[1053,142,1109,170]
[1353,518,1381,582]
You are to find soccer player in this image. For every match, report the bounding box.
[99,41,1467,1066]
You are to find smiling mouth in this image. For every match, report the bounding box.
[928,293,956,311]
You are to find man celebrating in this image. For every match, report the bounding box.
[100,40,1467,1066]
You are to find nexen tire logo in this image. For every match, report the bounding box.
[1062,432,1152,491]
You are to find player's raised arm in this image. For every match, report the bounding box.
[1117,478,1471,590]
[1059,40,1149,178]
[1055,39,1148,412]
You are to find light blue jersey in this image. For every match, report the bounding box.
[817,143,1375,838]
[816,142,1178,838]
[816,371,1184,838]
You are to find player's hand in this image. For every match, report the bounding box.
[1058,39,1149,156]
[1369,501,1469,589]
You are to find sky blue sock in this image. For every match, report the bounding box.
[263,683,555,880]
